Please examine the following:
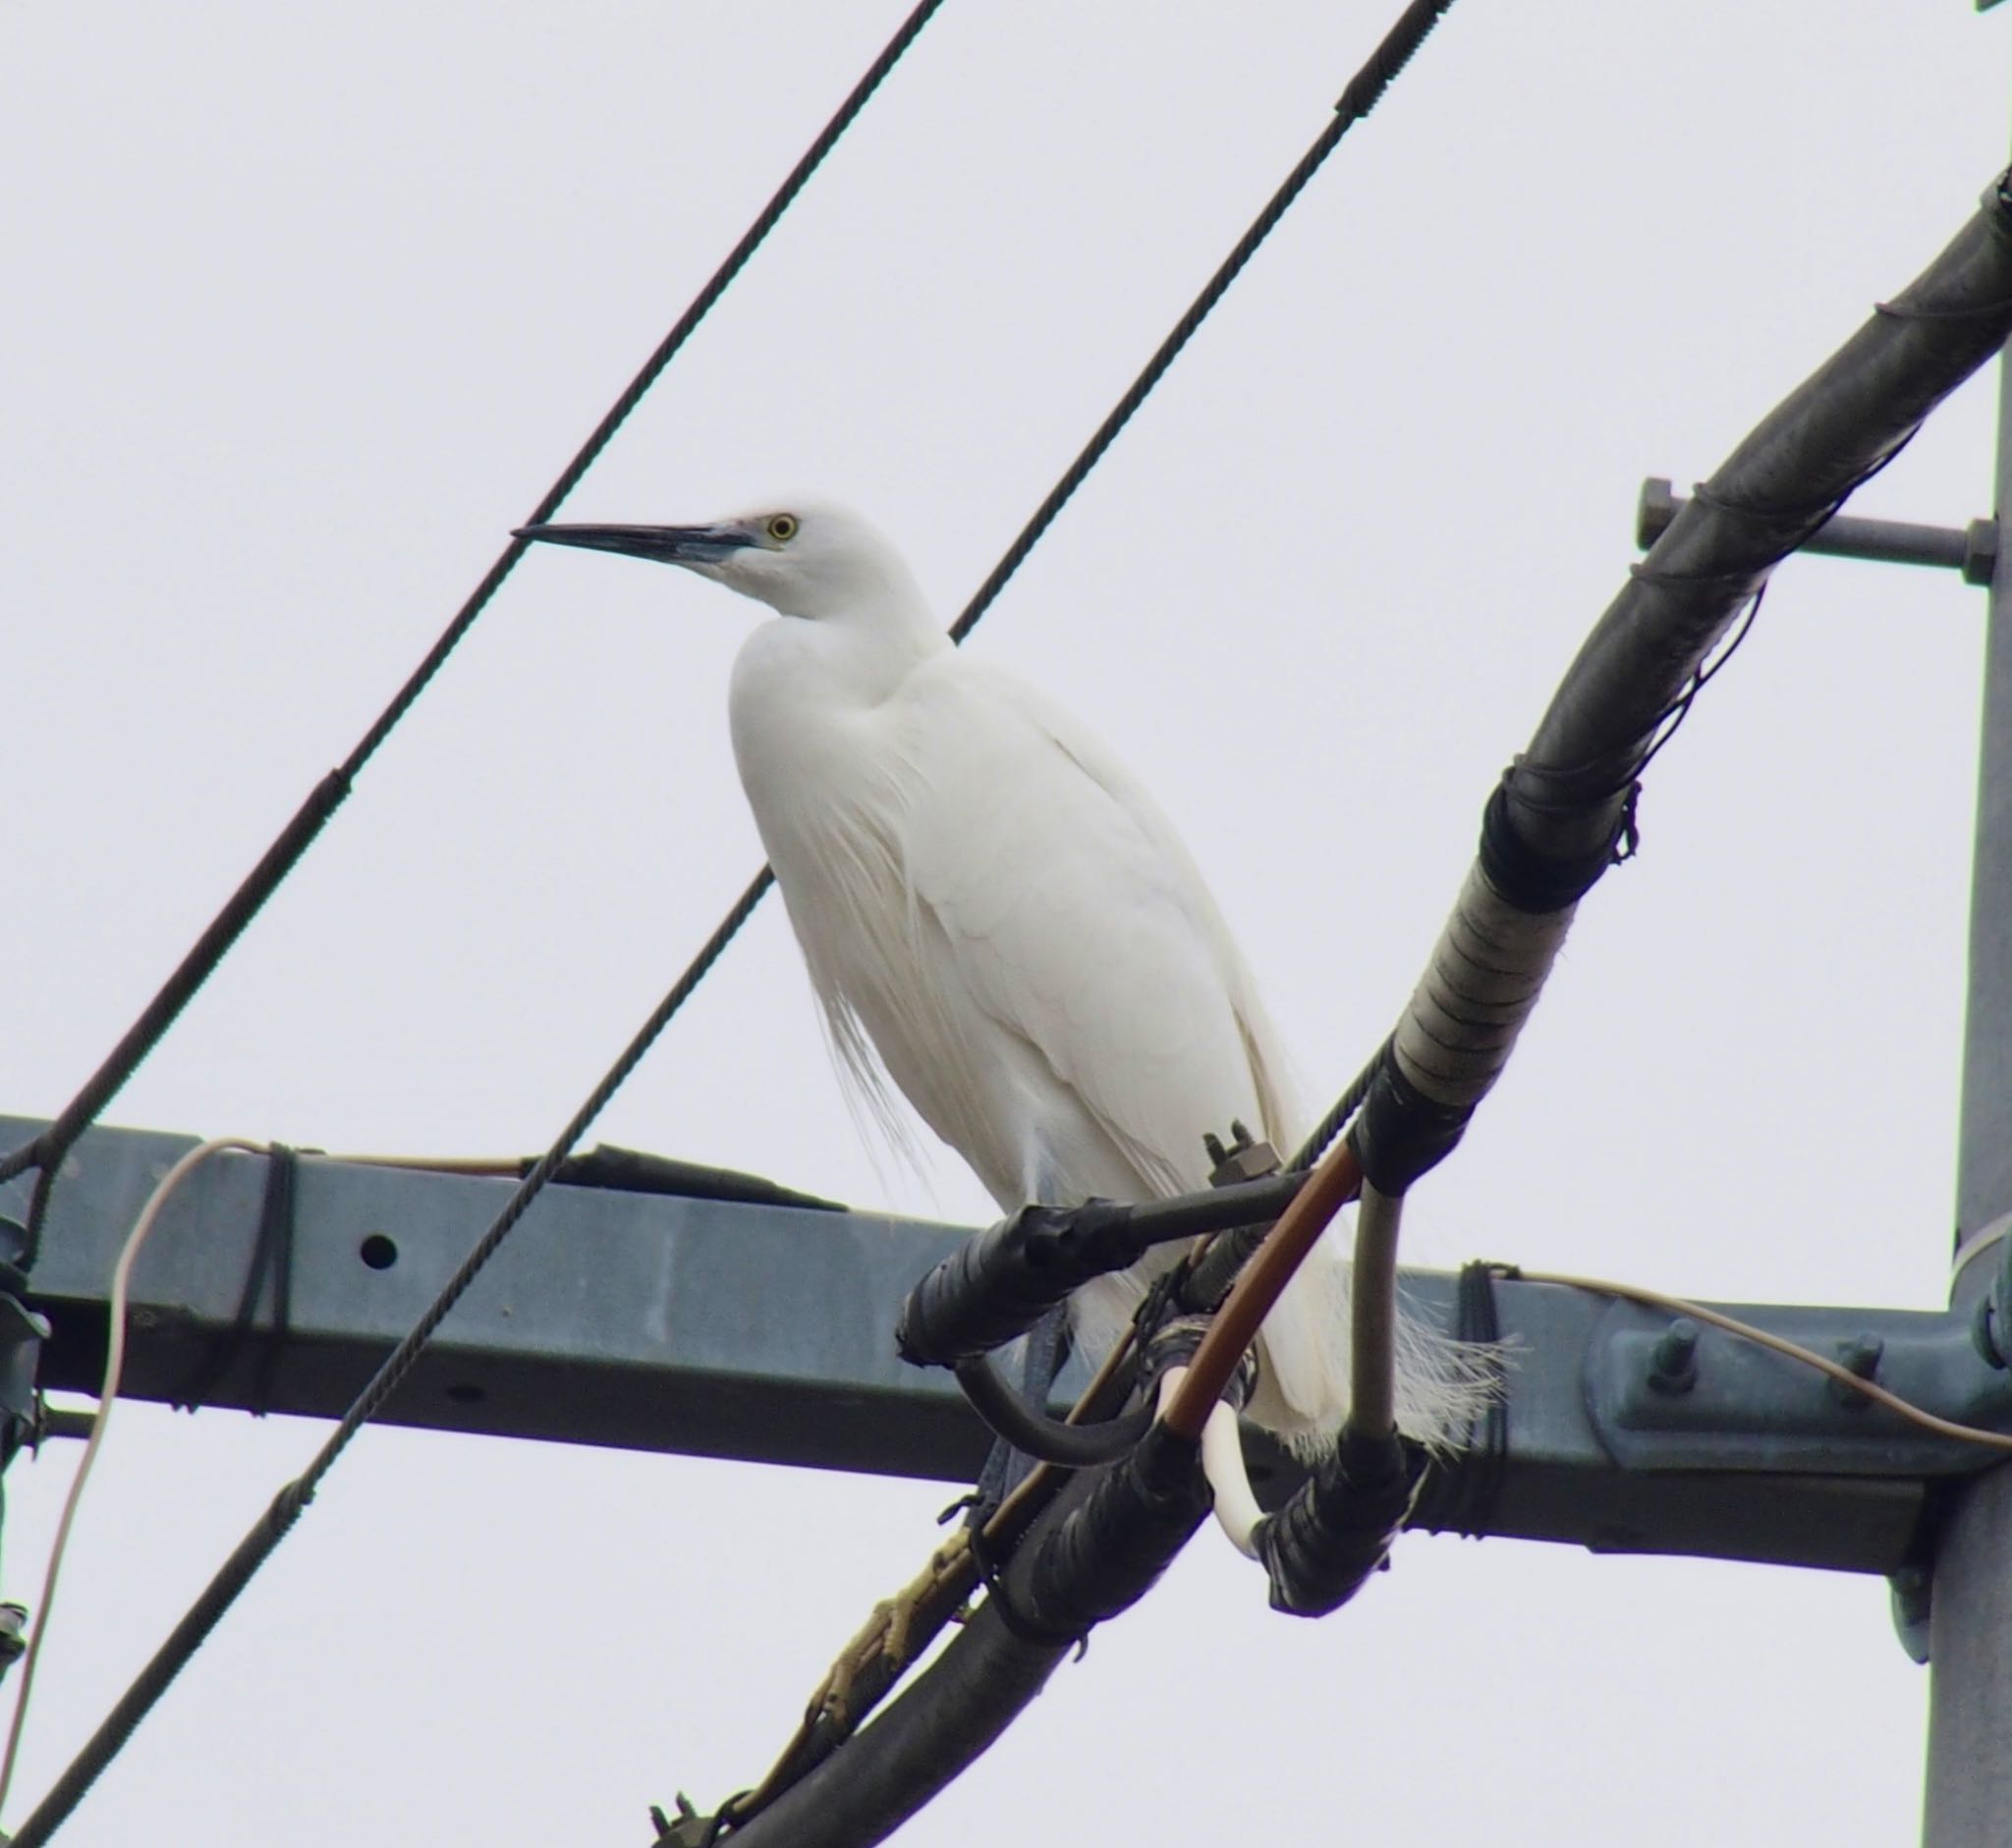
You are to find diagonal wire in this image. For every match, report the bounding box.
[4,874,773,1848]
[7,5,1461,1838]
[948,0,1456,643]
[0,0,949,1266]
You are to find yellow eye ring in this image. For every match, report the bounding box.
[767,513,800,543]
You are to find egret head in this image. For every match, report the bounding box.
[516,500,923,625]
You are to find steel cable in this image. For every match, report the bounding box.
[0,0,948,1264]
[5,870,773,1848]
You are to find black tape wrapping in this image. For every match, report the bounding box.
[1013,1424,1212,1642]
[1256,1427,1422,1617]
[1347,1054,1473,1198]
[1478,778,1617,915]
[897,1202,1141,1367]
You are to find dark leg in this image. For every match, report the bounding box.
[966,1304,1073,1525]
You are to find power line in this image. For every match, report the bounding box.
[6,871,774,1847]
[0,0,948,1268]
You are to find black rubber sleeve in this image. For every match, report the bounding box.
[1016,1423,1213,1639]
[1347,1052,1474,1198]
[898,1175,1304,1368]
[896,1204,1142,1366]
[1256,1427,1420,1618]
[715,1430,1209,1847]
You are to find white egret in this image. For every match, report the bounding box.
[519,502,1480,1457]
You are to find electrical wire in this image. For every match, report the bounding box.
[1162,1140,1365,1440]
[722,1325,1144,1828]
[1518,1268,2012,1454]
[0,0,949,1266]
[1348,1181,1403,1440]
[1290,1040,1384,1172]
[0,1138,263,1818]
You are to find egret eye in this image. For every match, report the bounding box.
[767,514,800,543]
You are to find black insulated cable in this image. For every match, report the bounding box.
[897,1203,1144,1366]
[1014,1423,1212,1639]
[4,771,348,1260]
[715,1427,1211,1848]
[952,1356,1151,1467]
[0,0,949,1268]
[1255,1427,1420,1617]
[704,1603,1072,1848]
[1344,173,2012,1206]
[1290,1037,1388,1173]
[1505,171,2012,873]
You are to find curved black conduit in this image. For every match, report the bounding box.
[1351,166,2012,1201]
[716,1428,1211,1848]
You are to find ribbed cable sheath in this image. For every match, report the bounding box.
[1290,1038,1386,1171]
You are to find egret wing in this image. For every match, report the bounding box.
[898,657,1288,1202]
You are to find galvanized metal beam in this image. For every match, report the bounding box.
[4,1114,997,1483]
[5,1115,2007,1576]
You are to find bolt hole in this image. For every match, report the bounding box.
[445,1382,485,1406]
[359,1233,399,1271]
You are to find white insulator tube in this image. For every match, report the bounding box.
[1201,1400,1263,1559]
[1159,1365,1263,1559]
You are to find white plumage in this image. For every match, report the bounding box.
[523,500,1478,1450]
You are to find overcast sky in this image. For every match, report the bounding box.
[3,2,2009,1842]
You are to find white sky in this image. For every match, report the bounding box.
[2,2,2007,1841]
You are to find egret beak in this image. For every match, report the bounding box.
[512,522,753,566]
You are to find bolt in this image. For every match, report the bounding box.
[1976,1294,2008,1370]
[1964,517,1998,588]
[1831,1332,1884,1408]
[1649,1317,1701,1394]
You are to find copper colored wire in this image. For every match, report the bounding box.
[1160,1141,1364,1438]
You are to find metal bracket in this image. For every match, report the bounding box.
[0,1217,48,1475]
[7,1113,2008,1577]
[1638,476,1997,585]
[1587,1296,2012,1477]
